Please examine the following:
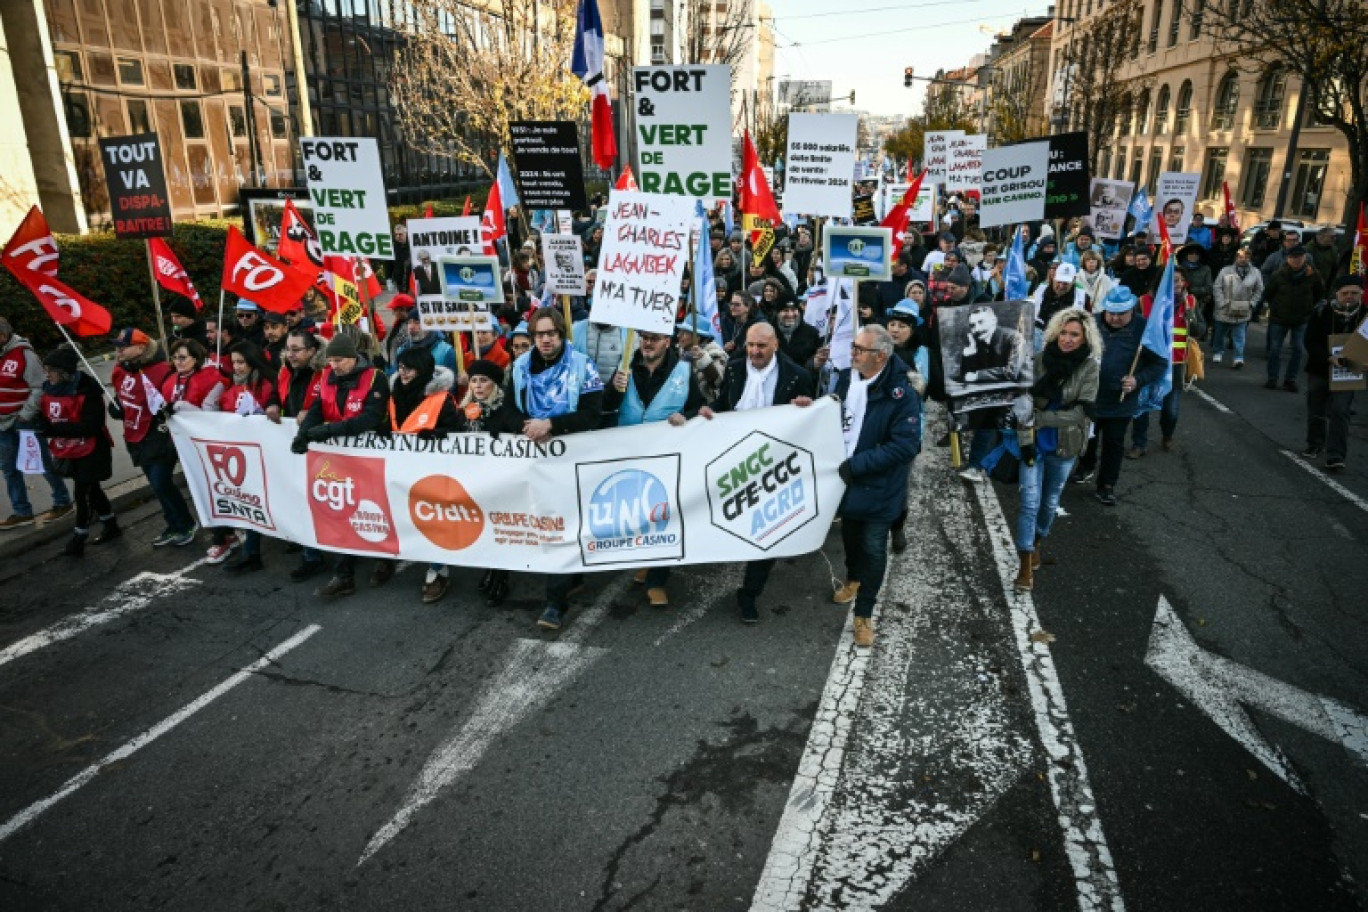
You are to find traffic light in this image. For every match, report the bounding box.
[904,67,914,88]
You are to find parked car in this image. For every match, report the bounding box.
[1241,218,1307,245]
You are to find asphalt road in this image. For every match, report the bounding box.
[1,336,1365,911]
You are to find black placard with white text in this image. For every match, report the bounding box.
[1044,132,1091,220]
[509,121,588,210]
[98,133,173,239]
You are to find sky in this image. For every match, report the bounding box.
[771,0,1055,119]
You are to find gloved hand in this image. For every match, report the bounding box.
[1020,442,1037,467]
[290,436,309,455]
[838,460,854,485]
[304,425,330,443]
[107,401,124,420]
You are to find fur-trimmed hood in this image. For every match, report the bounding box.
[426,365,455,395]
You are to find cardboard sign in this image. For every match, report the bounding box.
[1340,319,1368,373]
[300,137,393,258]
[509,121,588,210]
[541,234,587,296]
[591,190,693,333]
[1329,333,1368,391]
[782,113,858,218]
[98,133,173,239]
[1151,172,1202,245]
[1089,179,1135,240]
[978,141,1051,229]
[241,189,311,255]
[408,215,482,329]
[822,226,892,281]
[924,131,961,183]
[1045,132,1091,219]
[946,134,986,193]
[883,182,937,227]
[437,256,502,332]
[632,66,732,202]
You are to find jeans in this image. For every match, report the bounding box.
[545,572,587,609]
[243,529,261,557]
[1015,453,1076,552]
[1266,321,1306,383]
[1131,381,1182,448]
[73,478,111,530]
[1094,417,1131,490]
[1307,374,1354,460]
[740,558,777,598]
[1210,321,1248,361]
[142,458,194,533]
[839,518,892,618]
[644,566,672,589]
[967,428,998,468]
[0,426,71,516]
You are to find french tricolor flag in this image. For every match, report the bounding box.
[571,0,617,172]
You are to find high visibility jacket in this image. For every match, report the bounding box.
[112,360,173,442]
[319,366,378,423]
[390,391,452,434]
[0,340,35,419]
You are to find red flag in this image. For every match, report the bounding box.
[278,199,324,278]
[326,255,382,301]
[2,206,60,282]
[1156,211,1174,265]
[481,181,506,257]
[147,238,203,309]
[881,169,928,262]
[424,201,435,218]
[221,226,315,314]
[615,166,638,191]
[1351,201,1368,277]
[738,131,781,227]
[1221,181,1239,232]
[461,195,471,217]
[9,269,113,337]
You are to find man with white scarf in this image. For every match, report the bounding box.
[832,325,921,647]
[700,323,814,623]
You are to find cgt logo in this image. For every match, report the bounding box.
[409,474,484,551]
[306,451,399,554]
[576,456,684,567]
[192,439,275,530]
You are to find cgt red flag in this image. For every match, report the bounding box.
[881,169,929,262]
[615,166,638,191]
[221,226,315,313]
[147,238,203,309]
[481,180,506,257]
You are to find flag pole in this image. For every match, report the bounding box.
[144,240,169,350]
[52,322,116,405]
[215,288,225,365]
[561,295,574,344]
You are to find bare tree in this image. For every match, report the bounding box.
[989,66,1040,145]
[1060,0,1151,176]
[681,0,754,93]
[388,0,588,179]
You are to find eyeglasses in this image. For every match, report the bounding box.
[850,344,875,356]
[531,330,560,339]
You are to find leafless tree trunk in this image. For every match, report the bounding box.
[1061,0,1151,176]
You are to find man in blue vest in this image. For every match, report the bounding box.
[608,328,707,607]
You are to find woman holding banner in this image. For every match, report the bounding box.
[163,339,228,556]
[39,346,116,557]
[221,342,278,575]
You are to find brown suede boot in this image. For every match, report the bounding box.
[1031,538,1043,571]
[1013,552,1033,592]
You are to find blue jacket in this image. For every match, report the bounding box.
[1092,313,1169,419]
[834,355,922,523]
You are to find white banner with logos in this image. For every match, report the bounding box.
[168,401,845,572]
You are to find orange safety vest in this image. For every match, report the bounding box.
[390,392,450,434]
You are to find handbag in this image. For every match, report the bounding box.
[1184,338,1205,388]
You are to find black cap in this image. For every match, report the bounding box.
[42,345,80,374]
[167,299,197,320]
[262,311,288,325]
[467,358,505,386]
[1286,245,1307,257]
[1334,274,1364,290]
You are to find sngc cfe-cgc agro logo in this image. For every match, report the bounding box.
[706,432,816,550]
[191,439,275,530]
[409,474,485,551]
[575,455,684,567]
[306,451,400,555]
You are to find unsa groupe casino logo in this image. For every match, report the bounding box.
[409,474,485,551]
[576,455,684,567]
[706,432,816,551]
[198,440,275,530]
[306,451,400,555]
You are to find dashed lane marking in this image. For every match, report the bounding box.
[1189,386,1233,414]
[1282,450,1368,516]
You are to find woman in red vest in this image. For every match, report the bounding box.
[162,338,229,559]
[38,346,115,557]
[220,341,278,574]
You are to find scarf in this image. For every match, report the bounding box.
[390,374,430,424]
[738,355,779,411]
[525,348,576,418]
[842,368,875,456]
[1032,340,1090,399]
[459,387,506,431]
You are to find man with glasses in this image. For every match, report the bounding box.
[234,300,266,347]
[832,325,921,647]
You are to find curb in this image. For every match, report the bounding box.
[0,472,175,562]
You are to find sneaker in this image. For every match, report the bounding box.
[205,535,240,564]
[647,586,669,608]
[1124,446,1146,460]
[1301,446,1323,459]
[170,526,198,547]
[0,514,35,531]
[152,527,178,547]
[1264,379,1279,390]
[315,575,356,598]
[1095,488,1117,507]
[737,589,759,624]
[1326,457,1346,471]
[1283,380,1299,393]
[832,581,861,605]
[223,553,263,574]
[957,466,987,484]
[422,575,449,604]
[38,504,73,523]
[289,559,327,582]
[853,616,874,648]
[538,605,564,630]
[1211,352,1223,364]
[1233,359,1244,369]
[1071,469,1096,485]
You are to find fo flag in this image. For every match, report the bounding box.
[2,206,60,281]
[221,226,315,314]
[3,206,112,337]
[147,238,202,309]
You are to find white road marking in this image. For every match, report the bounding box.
[1145,594,1368,793]
[973,480,1125,911]
[652,568,739,647]
[1281,450,1368,515]
[0,624,321,843]
[1190,386,1233,414]
[0,559,208,670]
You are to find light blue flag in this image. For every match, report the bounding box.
[721,201,734,238]
[692,201,720,338]
[1005,227,1030,300]
[496,152,520,208]
[1128,187,1152,235]
[1136,257,1175,411]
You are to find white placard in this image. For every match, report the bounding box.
[556,210,574,235]
[300,137,392,258]
[591,190,694,333]
[633,65,733,202]
[883,182,937,226]
[16,429,44,474]
[946,134,986,193]
[925,130,961,183]
[978,141,1051,228]
[541,234,587,296]
[407,216,483,330]
[1089,179,1135,240]
[1151,171,1202,245]
[782,113,858,218]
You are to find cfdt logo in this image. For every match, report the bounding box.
[409,474,484,551]
[576,456,684,567]
[193,440,275,530]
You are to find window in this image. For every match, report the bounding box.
[53,51,82,83]
[1100,147,1113,182]
[1154,85,1170,134]
[1211,71,1239,130]
[1240,147,1273,208]
[269,109,288,139]
[1149,0,1162,52]
[1254,66,1286,129]
[126,99,151,134]
[1116,147,1127,180]
[263,74,282,97]
[180,99,205,138]
[1137,89,1152,133]
[174,63,197,91]
[1148,148,1164,194]
[1290,149,1330,219]
[1174,80,1193,133]
[1191,0,1205,38]
[1201,147,1227,199]
[1306,94,1336,127]
[1131,148,1143,185]
[229,105,247,137]
[63,92,92,138]
[1168,0,1182,46]
[223,69,242,92]
[117,57,144,86]
[1168,146,1185,173]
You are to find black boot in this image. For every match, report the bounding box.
[61,530,88,557]
[486,570,510,606]
[891,520,908,554]
[91,516,122,544]
[477,569,494,592]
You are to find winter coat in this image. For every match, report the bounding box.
[1077,269,1113,309]
[390,365,461,433]
[684,339,728,403]
[708,352,813,413]
[0,334,47,432]
[1032,353,1099,460]
[40,372,113,483]
[1213,265,1264,324]
[393,332,457,376]
[1309,240,1340,288]
[1264,264,1326,326]
[109,342,176,466]
[1304,302,1366,379]
[1179,262,1214,306]
[1091,313,1168,419]
[775,320,821,369]
[834,356,922,523]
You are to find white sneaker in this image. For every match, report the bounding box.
[957,466,987,484]
[205,534,241,564]
[1212,352,1223,364]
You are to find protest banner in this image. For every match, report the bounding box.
[541,234,587,296]
[300,137,393,258]
[1089,179,1135,240]
[1045,131,1091,219]
[168,398,845,572]
[438,256,502,332]
[946,134,986,194]
[591,190,693,334]
[407,216,482,329]
[509,121,589,210]
[1151,172,1202,245]
[98,133,173,239]
[924,131,961,183]
[632,65,732,201]
[241,188,312,253]
[978,141,1051,229]
[822,226,892,281]
[781,113,857,217]
[938,299,1034,412]
[851,190,877,225]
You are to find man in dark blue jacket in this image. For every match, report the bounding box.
[832,324,922,647]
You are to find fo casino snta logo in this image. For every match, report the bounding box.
[576,456,684,567]
[706,432,817,550]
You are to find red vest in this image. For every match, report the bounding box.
[41,388,97,460]
[319,366,377,423]
[162,367,222,407]
[277,363,321,415]
[0,342,33,419]
[112,360,173,443]
[1142,292,1194,364]
[223,377,275,415]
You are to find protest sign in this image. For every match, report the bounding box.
[852,190,877,225]
[1045,131,1091,219]
[633,65,732,201]
[591,190,693,333]
[925,131,961,183]
[946,134,986,194]
[978,141,1051,228]
[1328,334,1367,391]
[938,299,1034,412]
[541,233,587,296]
[407,216,482,330]
[98,133,173,239]
[509,121,588,210]
[782,113,857,217]
[242,188,312,254]
[438,256,502,331]
[170,399,845,571]
[15,429,45,475]
[557,211,574,235]
[822,226,892,281]
[1089,179,1135,240]
[883,182,937,227]
[827,278,857,371]
[300,137,393,258]
[1151,172,1202,245]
